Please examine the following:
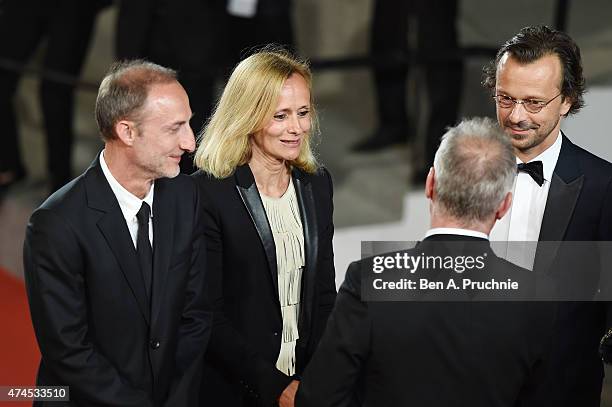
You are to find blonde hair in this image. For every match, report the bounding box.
[194,47,319,178]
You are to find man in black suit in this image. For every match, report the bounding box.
[296,117,557,406]
[352,0,463,176]
[23,60,211,406]
[483,25,612,406]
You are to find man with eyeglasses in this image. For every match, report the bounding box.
[482,25,612,406]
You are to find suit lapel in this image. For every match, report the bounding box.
[151,179,175,326]
[293,168,318,338]
[86,155,150,325]
[234,165,279,297]
[535,134,584,272]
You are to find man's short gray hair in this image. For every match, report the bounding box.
[95,60,177,141]
[433,117,515,222]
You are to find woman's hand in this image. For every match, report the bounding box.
[278,380,299,407]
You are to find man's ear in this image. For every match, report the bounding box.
[114,120,137,146]
[495,191,513,220]
[560,95,572,117]
[425,167,435,200]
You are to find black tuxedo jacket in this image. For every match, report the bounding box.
[23,155,211,406]
[296,235,557,407]
[193,164,336,406]
[526,134,612,406]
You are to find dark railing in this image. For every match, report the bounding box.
[0,0,570,89]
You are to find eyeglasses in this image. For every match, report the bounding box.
[493,93,562,114]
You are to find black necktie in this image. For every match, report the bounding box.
[517,161,544,186]
[136,202,153,301]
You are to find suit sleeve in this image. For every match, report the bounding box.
[165,181,213,406]
[198,181,292,405]
[590,162,612,373]
[598,177,612,345]
[310,168,338,354]
[516,300,558,405]
[23,209,153,406]
[296,261,371,407]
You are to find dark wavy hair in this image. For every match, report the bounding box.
[482,25,585,115]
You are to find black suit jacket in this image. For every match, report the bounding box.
[23,155,211,406]
[296,235,557,407]
[193,164,336,406]
[526,134,612,406]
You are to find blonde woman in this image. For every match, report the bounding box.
[193,48,336,407]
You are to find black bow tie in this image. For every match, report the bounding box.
[517,161,544,186]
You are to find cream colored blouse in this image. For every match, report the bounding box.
[260,178,305,376]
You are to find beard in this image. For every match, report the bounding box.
[508,119,540,132]
[502,117,559,155]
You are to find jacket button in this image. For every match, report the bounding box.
[273,332,279,336]
[150,339,160,349]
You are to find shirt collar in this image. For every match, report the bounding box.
[516,130,562,183]
[100,150,154,220]
[424,227,489,240]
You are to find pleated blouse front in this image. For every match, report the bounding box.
[260,178,305,376]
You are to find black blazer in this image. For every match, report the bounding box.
[23,155,211,406]
[296,235,557,407]
[193,164,336,406]
[526,134,612,406]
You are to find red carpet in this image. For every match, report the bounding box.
[0,267,40,406]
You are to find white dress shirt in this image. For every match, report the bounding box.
[100,151,154,248]
[227,0,258,17]
[489,131,563,269]
[424,227,489,240]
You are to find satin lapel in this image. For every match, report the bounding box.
[534,173,583,272]
[235,166,278,296]
[151,179,175,326]
[86,156,150,325]
[293,169,318,339]
[539,173,583,242]
[535,135,584,273]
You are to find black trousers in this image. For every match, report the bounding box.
[0,0,99,187]
[224,12,294,68]
[371,0,463,167]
